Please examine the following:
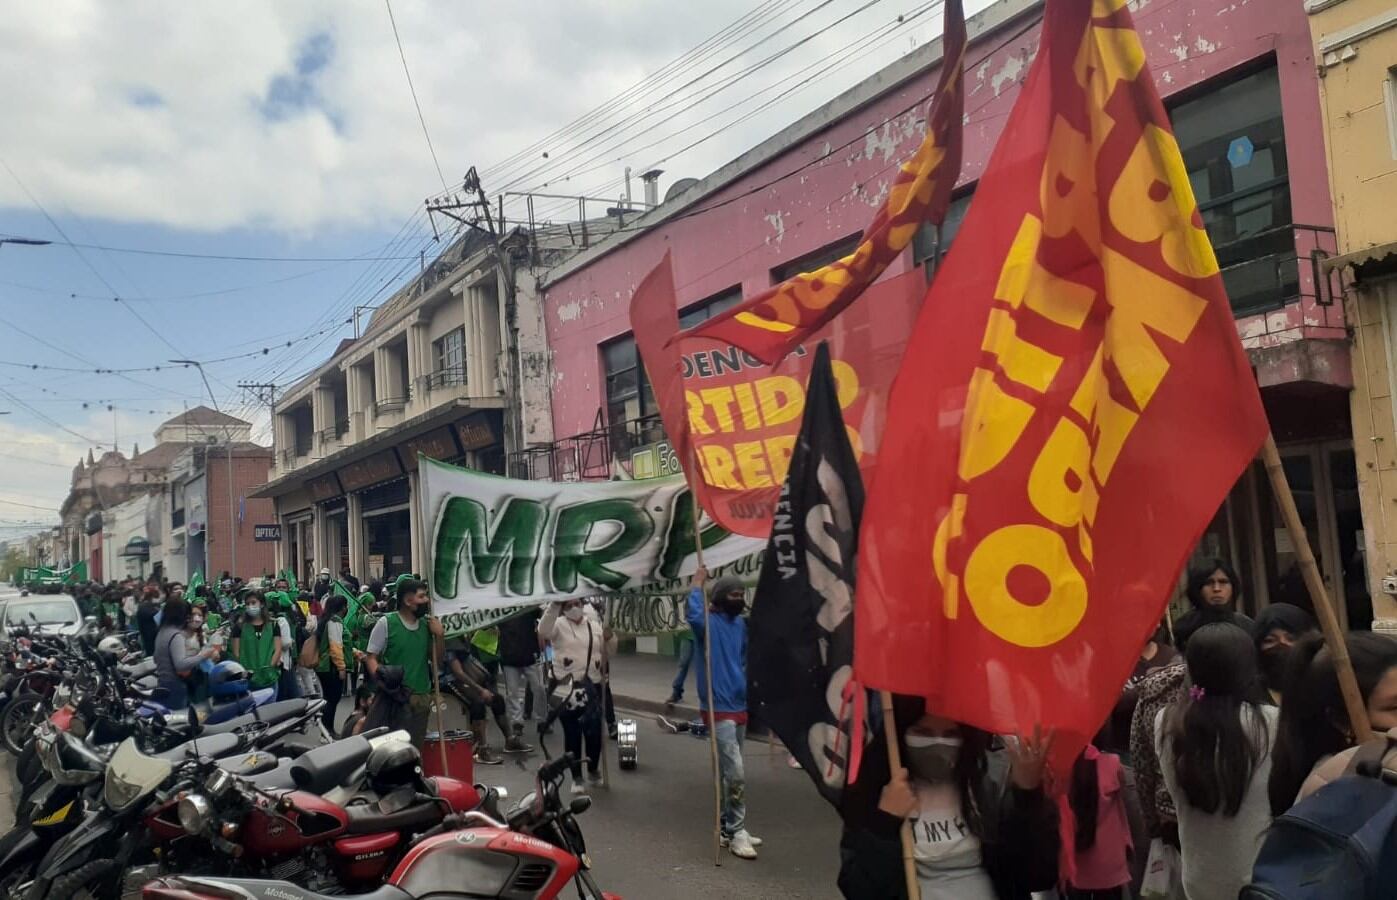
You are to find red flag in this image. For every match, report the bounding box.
[854,0,1268,776]
[632,251,925,537]
[670,0,966,366]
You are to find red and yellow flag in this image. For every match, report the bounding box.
[854,0,1267,773]
[670,0,967,366]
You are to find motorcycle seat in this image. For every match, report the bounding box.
[198,700,309,735]
[343,794,445,835]
[291,735,374,794]
[246,759,297,791]
[153,731,241,762]
[118,658,156,679]
[215,749,282,777]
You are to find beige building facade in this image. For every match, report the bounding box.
[1310,0,1397,630]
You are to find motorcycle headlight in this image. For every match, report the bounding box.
[103,770,146,811]
[204,767,234,798]
[178,793,213,835]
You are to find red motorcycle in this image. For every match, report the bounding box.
[144,754,620,899]
[138,730,490,893]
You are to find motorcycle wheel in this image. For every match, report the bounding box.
[0,697,40,756]
[36,858,119,900]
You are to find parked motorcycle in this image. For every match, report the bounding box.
[144,754,620,900]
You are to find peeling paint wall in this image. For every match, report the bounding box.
[540,0,1339,443]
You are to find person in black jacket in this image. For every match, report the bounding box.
[838,696,1059,900]
[1171,558,1253,651]
[498,608,549,738]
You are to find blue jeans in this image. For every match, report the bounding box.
[714,718,746,838]
[671,639,694,701]
[277,666,302,700]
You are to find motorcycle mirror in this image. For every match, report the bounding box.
[569,796,592,816]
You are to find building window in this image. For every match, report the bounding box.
[771,234,862,283]
[1169,64,1295,315]
[432,327,466,388]
[604,287,741,454]
[912,191,975,278]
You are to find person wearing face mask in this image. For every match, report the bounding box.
[154,597,219,709]
[683,567,760,860]
[539,597,616,794]
[231,591,283,690]
[838,696,1060,899]
[365,579,444,747]
[1250,603,1315,703]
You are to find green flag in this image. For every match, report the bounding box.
[189,570,204,594]
[280,568,299,591]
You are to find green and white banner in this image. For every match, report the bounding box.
[421,456,764,615]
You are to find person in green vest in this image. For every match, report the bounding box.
[365,578,442,747]
[345,586,376,694]
[231,591,282,690]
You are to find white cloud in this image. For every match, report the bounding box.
[0,0,982,233]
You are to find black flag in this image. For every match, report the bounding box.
[749,341,868,808]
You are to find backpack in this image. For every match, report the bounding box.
[298,630,321,668]
[1242,733,1397,899]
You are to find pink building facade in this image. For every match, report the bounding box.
[540,0,1365,625]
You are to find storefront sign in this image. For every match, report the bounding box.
[306,473,343,502]
[254,524,282,542]
[400,427,460,471]
[338,450,403,492]
[630,440,680,480]
[421,456,764,612]
[454,414,498,451]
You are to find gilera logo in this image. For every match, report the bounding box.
[353,850,387,860]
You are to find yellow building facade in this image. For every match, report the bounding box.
[1310,0,1397,630]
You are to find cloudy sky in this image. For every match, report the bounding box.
[0,0,987,543]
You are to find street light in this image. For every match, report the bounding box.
[170,359,237,579]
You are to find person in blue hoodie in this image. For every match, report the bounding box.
[687,566,762,861]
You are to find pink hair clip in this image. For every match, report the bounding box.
[1188,685,1206,702]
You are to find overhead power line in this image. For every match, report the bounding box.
[385,0,449,192]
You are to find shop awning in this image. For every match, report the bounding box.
[1322,240,1397,283]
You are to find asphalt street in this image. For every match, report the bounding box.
[0,699,844,899]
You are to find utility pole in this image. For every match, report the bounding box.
[427,167,525,469]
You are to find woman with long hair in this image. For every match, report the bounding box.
[313,592,348,736]
[1156,622,1277,899]
[838,697,1059,899]
[1171,559,1253,650]
[1267,630,1397,815]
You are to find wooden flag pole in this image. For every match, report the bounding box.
[428,636,451,778]
[878,690,922,900]
[598,601,611,789]
[686,476,725,868]
[1260,433,1371,740]
[414,471,451,778]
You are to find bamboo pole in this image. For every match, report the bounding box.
[878,690,922,900]
[687,477,725,868]
[598,600,611,789]
[1260,434,1371,740]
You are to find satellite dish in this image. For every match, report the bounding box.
[663,178,701,203]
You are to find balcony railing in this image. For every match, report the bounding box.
[428,366,467,390]
[1214,223,1337,317]
[509,412,666,482]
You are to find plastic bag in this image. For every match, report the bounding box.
[1140,838,1183,900]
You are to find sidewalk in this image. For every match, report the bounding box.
[608,649,695,719]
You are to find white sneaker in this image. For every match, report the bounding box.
[569,780,588,797]
[728,829,758,860]
[721,832,763,848]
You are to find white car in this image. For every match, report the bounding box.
[1,594,84,636]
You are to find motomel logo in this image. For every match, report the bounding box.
[263,888,306,900]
